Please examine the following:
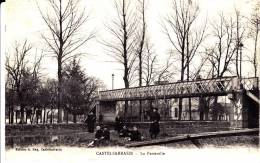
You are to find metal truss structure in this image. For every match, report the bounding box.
[98,77,258,102]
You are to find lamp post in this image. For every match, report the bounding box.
[112,73,114,89]
[239,42,243,79]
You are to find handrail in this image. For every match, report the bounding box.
[98,77,258,102]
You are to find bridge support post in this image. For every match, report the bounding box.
[229,88,259,129]
[242,88,259,128]
[229,91,243,129]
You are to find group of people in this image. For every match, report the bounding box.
[85,108,161,147]
[114,108,161,139]
[87,125,110,147]
[118,125,143,141]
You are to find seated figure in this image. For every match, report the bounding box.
[103,127,110,141]
[119,126,131,138]
[88,126,104,147]
[129,126,143,141]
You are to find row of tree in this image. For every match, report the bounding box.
[103,0,260,120]
[5,40,103,124]
[5,0,260,123]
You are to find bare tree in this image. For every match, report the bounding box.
[103,0,137,88]
[134,0,148,121]
[185,15,206,120]
[103,0,138,119]
[199,14,237,120]
[163,0,201,120]
[38,0,94,123]
[143,40,157,86]
[156,55,175,83]
[208,13,237,78]
[6,41,32,124]
[135,0,147,87]
[5,40,43,124]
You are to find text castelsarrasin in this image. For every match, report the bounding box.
[96,151,133,155]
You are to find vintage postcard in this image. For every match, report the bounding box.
[1,0,260,163]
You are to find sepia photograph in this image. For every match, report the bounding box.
[1,0,260,162]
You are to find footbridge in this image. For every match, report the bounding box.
[96,76,259,128]
[98,76,258,101]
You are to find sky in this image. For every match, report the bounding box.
[3,0,258,89]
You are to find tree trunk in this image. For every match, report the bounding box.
[73,114,77,123]
[20,104,25,124]
[50,111,53,124]
[25,110,28,124]
[10,107,14,124]
[66,110,69,124]
[186,57,192,120]
[57,0,63,123]
[15,111,18,124]
[212,97,218,121]
[188,98,192,120]
[30,108,36,124]
[43,108,46,124]
[8,107,11,124]
[9,107,14,124]
[57,58,62,123]
[139,100,143,121]
[124,101,128,121]
[178,60,185,121]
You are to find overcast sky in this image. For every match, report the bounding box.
[4,0,257,89]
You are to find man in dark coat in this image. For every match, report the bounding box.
[115,115,124,133]
[86,112,96,133]
[149,108,160,139]
[98,112,104,125]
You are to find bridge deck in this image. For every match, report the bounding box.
[98,77,258,102]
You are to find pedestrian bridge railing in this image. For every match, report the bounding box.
[98,77,258,102]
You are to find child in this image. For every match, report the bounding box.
[88,126,104,147]
[129,126,143,141]
[119,125,131,138]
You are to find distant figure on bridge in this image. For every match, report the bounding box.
[86,112,96,133]
[115,115,124,133]
[196,75,202,93]
[149,108,160,139]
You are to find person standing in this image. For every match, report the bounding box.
[98,112,104,125]
[115,115,123,133]
[149,108,160,139]
[87,112,96,133]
